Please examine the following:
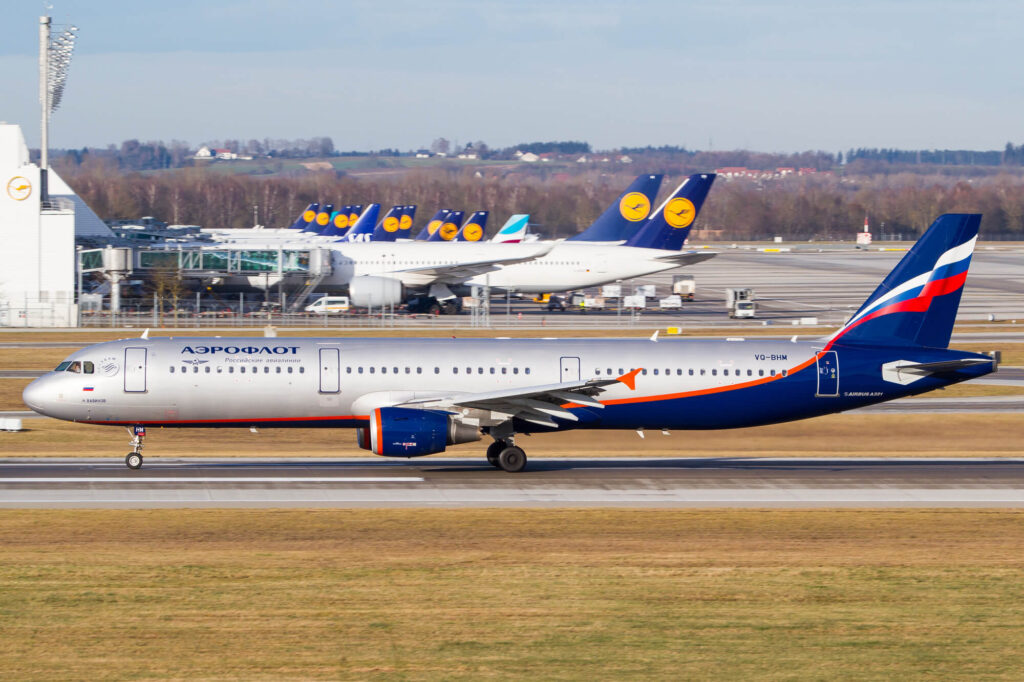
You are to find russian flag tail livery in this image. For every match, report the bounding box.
[491,214,530,243]
[289,203,318,230]
[427,210,464,241]
[455,211,489,241]
[624,173,716,250]
[828,213,981,350]
[415,209,450,240]
[337,203,380,242]
[321,205,352,236]
[567,174,664,242]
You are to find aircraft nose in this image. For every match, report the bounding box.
[22,378,52,415]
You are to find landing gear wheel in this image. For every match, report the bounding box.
[497,446,527,473]
[486,441,505,467]
[442,301,459,315]
[427,302,441,316]
[125,452,143,470]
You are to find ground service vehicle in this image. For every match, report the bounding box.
[304,296,350,314]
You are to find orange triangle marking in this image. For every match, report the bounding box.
[617,368,642,391]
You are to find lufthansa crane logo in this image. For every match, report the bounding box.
[439,222,459,240]
[399,214,413,230]
[462,223,483,241]
[316,212,330,226]
[333,214,349,229]
[302,209,317,223]
[6,176,32,201]
[382,216,400,232]
[663,197,696,228]
[619,192,651,222]
[427,219,443,235]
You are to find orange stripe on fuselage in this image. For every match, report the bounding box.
[374,408,384,455]
[563,353,821,408]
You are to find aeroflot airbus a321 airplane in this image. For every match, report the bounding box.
[24,214,996,472]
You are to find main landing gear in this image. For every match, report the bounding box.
[486,439,527,473]
[125,425,146,470]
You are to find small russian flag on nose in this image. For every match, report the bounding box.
[83,386,94,392]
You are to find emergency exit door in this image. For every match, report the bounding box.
[560,356,580,382]
[815,351,839,397]
[124,347,148,392]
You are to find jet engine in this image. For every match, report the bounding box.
[356,407,480,457]
[348,276,404,307]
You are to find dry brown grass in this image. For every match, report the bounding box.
[3,412,1022,459]
[2,509,1024,680]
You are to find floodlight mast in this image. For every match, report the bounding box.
[38,15,77,202]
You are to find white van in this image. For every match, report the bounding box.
[304,296,350,314]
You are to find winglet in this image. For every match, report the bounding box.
[617,368,642,390]
[141,329,150,339]
[650,330,659,343]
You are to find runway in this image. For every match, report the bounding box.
[4,457,1024,508]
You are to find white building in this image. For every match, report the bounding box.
[0,123,114,327]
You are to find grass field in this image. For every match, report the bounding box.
[1,509,1023,680]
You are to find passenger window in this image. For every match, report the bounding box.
[193,366,199,373]
[607,368,612,375]
[454,367,459,374]
[229,367,234,374]
[300,367,305,374]
[358,367,364,374]
[478,368,483,374]
[712,369,717,376]
[240,367,246,374]
[417,367,422,374]
[723,369,728,376]
[393,367,398,374]
[642,369,648,375]
[346,367,352,374]
[700,369,706,376]
[688,369,694,376]
[653,369,658,375]
[216,367,223,373]
[677,369,682,375]
[369,367,375,374]
[513,368,519,375]
[747,369,752,376]
[782,369,788,377]
[405,367,410,374]
[770,369,776,376]
[264,367,270,374]
[83,361,94,374]
[276,367,282,374]
[501,367,507,374]
[526,368,531,375]
[170,366,175,374]
[489,367,495,374]
[434,367,440,374]
[759,369,764,376]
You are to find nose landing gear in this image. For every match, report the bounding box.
[125,425,146,470]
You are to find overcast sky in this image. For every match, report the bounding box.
[1,0,1021,152]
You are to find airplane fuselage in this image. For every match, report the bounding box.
[24,336,993,433]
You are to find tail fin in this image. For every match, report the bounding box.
[415,209,450,240]
[399,205,416,236]
[567,174,663,242]
[827,213,980,349]
[455,211,489,241]
[624,173,715,250]
[337,203,380,242]
[289,203,318,230]
[347,205,364,230]
[321,205,352,237]
[304,203,334,234]
[491,214,530,243]
[427,210,464,241]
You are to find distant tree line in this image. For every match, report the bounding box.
[55,163,1024,240]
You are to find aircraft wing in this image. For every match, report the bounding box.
[398,370,641,428]
[390,244,555,286]
[652,251,717,266]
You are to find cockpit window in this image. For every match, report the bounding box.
[67,361,82,373]
[83,361,94,374]
[55,361,71,372]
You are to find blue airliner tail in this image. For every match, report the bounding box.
[398,205,417,238]
[568,174,664,242]
[415,209,450,240]
[337,203,380,242]
[303,203,334,234]
[426,210,465,241]
[827,213,981,349]
[455,211,489,241]
[624,173,715,250]
[289,203,317,230]
[371,205,417,241]
[491,214,530,243]
[321,205,352,237]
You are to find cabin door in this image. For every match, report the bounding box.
[319,348,340,393]
[815,351,839,397]
[124,347,148,393]
[560,356,580,382]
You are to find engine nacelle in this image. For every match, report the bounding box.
[358,407,480,457]
[348,276,403,308]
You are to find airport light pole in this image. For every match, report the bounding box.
[39,15,78,202]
